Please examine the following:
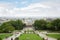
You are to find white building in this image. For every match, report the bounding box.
[22,18,35,27]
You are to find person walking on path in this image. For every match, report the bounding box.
[11,38,13,40]
[44,37,48,40]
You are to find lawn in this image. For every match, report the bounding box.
[0,33,12,39]
[47,34,60,38]
[19,34,43,40]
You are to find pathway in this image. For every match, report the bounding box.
[3,27,58,40]
[3,32,22,40]
[35,31,57,40]
[23,27,34,31]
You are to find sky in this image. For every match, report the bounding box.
[0,0,60,18]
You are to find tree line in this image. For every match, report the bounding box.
[33,19,60,31]
[0,18,60,33]
[0,20,25,33]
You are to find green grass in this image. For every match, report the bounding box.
[47,34,60,38]
[19,33,42,40]
[39,30,60,33]
[0,33,12,39]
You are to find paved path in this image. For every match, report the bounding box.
[23,27,34,31]
[3,27,59,40]
[35,31,57,40]
[3,32,22,40]
[47,33,60,34]
[3,27,34,40]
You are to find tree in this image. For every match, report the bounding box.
[0,19,24,33]
[33,19,47,30]
[51,19,60,30]
[46,22,53,30]
[8,20,24,30]
[0,22,15,33]
[34,19,60,31]
[16,20,24,30]
[33,20,40,30]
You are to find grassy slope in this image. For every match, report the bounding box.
[0,33,12,39]
[47,34,60,38]
[19,34,42,40]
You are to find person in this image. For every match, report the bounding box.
[44,37,48,40]
[11,38,13,40]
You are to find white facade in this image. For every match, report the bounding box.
[22,18,34,25]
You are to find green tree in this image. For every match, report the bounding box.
[52,19,60,30]
[0,19,24,33]
[15,20,24,30]
[46,22,53,30]
[9,20,24,30]
[34,20,40,30]
[0,22,15,33]
[34,19,47,30]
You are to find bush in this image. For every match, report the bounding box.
[36,34,39,36]
[42,38,44,40]
[0,37,2,40]
[15,37,19,40]
[20,34,22,36]
[24,31,26,33]
[57,38,60,40]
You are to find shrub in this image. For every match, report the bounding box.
[15,37,19,40]
[24,31,26,33]
[0,37,2,40]
[57,38,60,40]
[42,38,44,40]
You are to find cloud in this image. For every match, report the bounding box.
[20,3,51,10]
[20,1,27,4]
[12,3,50,17]
[0,3,15,17]
[0,0,60,18]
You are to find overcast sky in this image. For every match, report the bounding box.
[0,0,60,18]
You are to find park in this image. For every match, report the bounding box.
[0,0,60,40]
[0,18,60,40]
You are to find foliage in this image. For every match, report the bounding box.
[33,19,60,31]
[0,19,24,33]
[0,22,15,33]
[57,38,60,40]
[51,19,60,30]
[46,22,53,30]
[0,37,2,40]
[10,20,24,30]
[33,19,47,30]
[15,37,19,40]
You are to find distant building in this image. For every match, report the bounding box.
[0,18,10,25]
[22,18,35,27]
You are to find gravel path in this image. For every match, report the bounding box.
[35,31,57,40]
[3,27,59,40]
[3,32,22,40]
[39,33,57,40]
